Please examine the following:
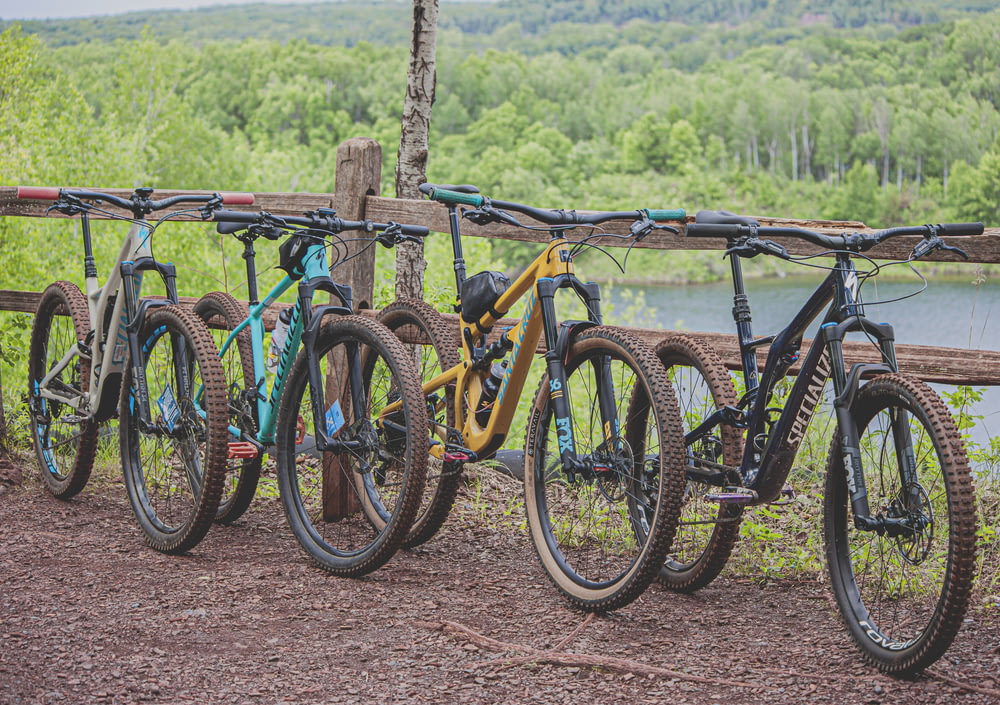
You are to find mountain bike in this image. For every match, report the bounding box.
[19,186,250,553]
[378,183,689,611]
[193,207,430,576]
[660,210,982,675]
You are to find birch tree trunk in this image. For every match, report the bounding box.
[394,0,439,301]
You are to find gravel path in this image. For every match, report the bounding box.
[1,459,998,704]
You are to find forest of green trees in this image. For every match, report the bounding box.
[2,0,1000,402]
[4,1,1000,234]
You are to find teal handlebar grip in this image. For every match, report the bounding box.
[430,188,485,207]
[643,208,686,222]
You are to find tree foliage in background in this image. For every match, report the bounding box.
[2,3,1000,289]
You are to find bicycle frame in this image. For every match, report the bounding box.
[36,214,188,427]
[695,251,899,508]
[400,226,616,471]
[215,237,354,449]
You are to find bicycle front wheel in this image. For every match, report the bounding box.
[194,291,261,523]
[824,373,977,676]
[119,306,229,554]
[377,299,461,547]
[524,326,686,611]
[656,334,743,592]
[275,315,428,577]
[28,281,97,498]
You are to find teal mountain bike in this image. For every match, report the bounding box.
[195,207,430,577]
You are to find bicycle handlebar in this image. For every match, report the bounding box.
[420,182,685,227]
[211,208,430,238]
[686,211,984,255]
[17,186,255,214]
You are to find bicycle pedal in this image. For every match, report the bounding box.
[705,487,758,504]
[443,443,477,464]
[769,484,796,506]
[227,442,260,459]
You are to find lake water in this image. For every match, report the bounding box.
[604,272,999,449]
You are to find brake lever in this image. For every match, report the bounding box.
[911,236,969,261]
[755,237,789,259]
[376,223,404,248]
[462,205,520,228]
[630,220,679,242]
[725,237,788,259]
[942,243,970,260]
[46,202,84,217]
[46,193,87,217]
[725,241,758,258]
[256,225,285,241]
[462,208,495,226]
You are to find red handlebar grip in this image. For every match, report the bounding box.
[17,186,60,200]
[220,192,255,205]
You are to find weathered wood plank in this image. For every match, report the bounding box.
[332,138,381,310]
[366,196,1000,263]
[0,186,334,219]
[326,138,382,517]
[355,310,1000,387]
[0,290,282,329]
[4,187,998,262]
[3,288,997,384]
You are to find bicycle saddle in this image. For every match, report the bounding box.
[695,210,760,227]
[429,184,480,194]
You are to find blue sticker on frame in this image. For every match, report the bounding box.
[157,385,181,432]
[325,399,345,437]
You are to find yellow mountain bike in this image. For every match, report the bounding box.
[378,183,688,611]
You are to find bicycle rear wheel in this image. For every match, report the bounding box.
[655,334,743,592]
[824,373,976,676]
[524,326,686,611]
[119,306,229,553]
[28,281,97,498]
[377,299,461,547]
[194,291,261,523]
[275,315,428,577]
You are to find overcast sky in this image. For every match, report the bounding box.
[1,0,311,21]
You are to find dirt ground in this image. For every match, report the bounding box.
[2,453,999,705]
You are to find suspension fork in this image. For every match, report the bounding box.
[579,286,621,449]
[824,314,902,530]
[536,278,584,473]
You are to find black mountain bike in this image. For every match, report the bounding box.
[658,211,981,675]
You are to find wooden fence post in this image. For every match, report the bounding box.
[322,138,382,519]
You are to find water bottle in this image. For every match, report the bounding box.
[474,360,508,427]
[267,307,293,373]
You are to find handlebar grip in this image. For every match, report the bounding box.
[684,223,744,239]
[400,224,430,237]
[428,187,485,208]
[220,192,255,205]
[937,222,984,237]
[17,186,61,200]
[644,208,686,222]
